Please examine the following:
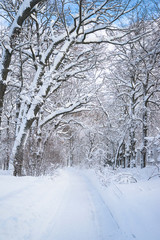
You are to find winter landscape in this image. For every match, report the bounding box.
[0,167,160,240]
[0,0,160,240]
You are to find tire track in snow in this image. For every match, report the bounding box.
[41,169,133,240]
[79,170,135,240]
[0,178,40,202]
[0,169,136,240]
[40,169,99,240]
[81,172,121,240]
[0,174,70,240]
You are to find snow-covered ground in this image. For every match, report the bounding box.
[0,167,160,240]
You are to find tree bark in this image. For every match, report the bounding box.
[13,145,24,176]
[141,106,148,168]
[3,118,10,170]
[141,82,148,168]
[0,0,43,133]
[13,118,36,176]
[35,125,43,176]
[129,91,136,167]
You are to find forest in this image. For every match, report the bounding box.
[0,0,160,176]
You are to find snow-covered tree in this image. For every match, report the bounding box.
[1,0,146,175]
[137,21,160,167]
[0,0,44,135]
[103,17,160,168]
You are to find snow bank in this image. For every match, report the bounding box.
[85,166,160,240]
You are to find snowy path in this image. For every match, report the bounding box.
[0,168,131,240]
[40,169,126,240]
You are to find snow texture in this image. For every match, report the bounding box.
[0,167,159,240]
[9,0,31,36]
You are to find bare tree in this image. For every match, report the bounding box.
[104,17,160,168]
[1,0,142,175]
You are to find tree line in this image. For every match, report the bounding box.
[0,0,159,176]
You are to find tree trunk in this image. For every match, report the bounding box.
[129,126,136,167]
[0,0,43,136]
[141,108,148,168]
[13,118,35,176]
[129,85,137,168]
[13,145,24,176]
[0,83,7,137]
[3,118,10,170]
[36,126,43,176]
[141,82,148,168]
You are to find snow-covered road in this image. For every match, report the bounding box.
[39,169,127,240]
[0,168,128,240]
[0,168,159,240]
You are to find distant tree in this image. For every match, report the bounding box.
[105,17,160,168]
[137,21,160,167]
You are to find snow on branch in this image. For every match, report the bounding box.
[9,0,43,37]
[39,97,89,128]
[0,0,43,84]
